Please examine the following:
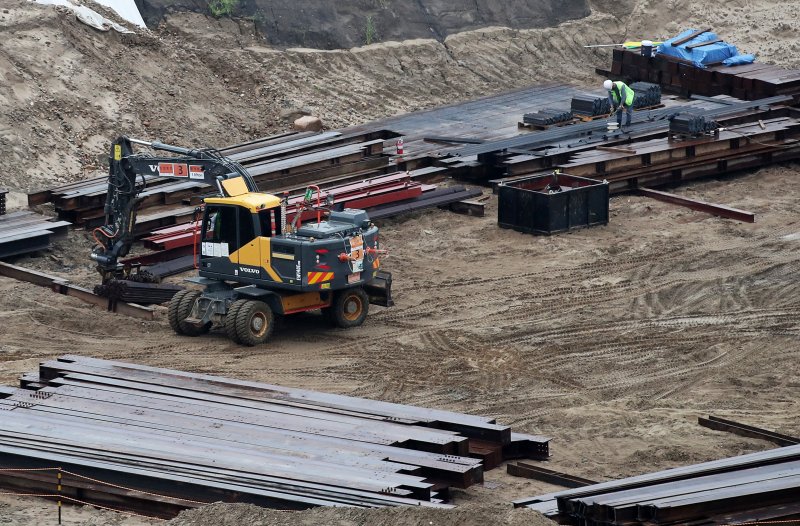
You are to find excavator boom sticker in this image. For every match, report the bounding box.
[158,162,189,177]
[189,165,205,180]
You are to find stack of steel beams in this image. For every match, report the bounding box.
[93,279,183,305]
[138,172,475,253]
[669,113,719,135]
[0,211,71,259]
[0,356,550,518]
[514,446,800,525]
[630,81,662,108]
[522,109,574,126]
[570,94,611,117]
[28,130,397,227]
[608,48,800,100]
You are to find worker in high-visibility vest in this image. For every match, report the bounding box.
[604,79,634,129]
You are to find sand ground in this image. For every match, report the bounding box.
[0,0,798,524]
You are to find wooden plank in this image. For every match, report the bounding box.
[685,38,723,50]
[670,28,713,47]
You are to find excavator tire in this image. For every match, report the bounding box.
[329,287,369,329]
[168,290,194,335]
[224,299,249,344]
[235,300,274,346]
[172,290,210,337]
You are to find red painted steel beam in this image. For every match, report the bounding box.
[637,187,755,223]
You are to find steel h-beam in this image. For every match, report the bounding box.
[636,187,756,222]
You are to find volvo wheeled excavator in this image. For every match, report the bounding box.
[92,136,392,346]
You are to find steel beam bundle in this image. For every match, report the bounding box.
[140,172,435,251]
[523,109,574,126]
[631,82,662,108]
[28,130,397,226]
[669,113,718,135]
[367,187,483,220]
[93,279,183,305]
[514,445,800,525]
[0,210,71,259]
[539,117,800,194]
[609,48,800,101]
[571,94,611,117]
[0,356,550,518]
[455,95,792,160]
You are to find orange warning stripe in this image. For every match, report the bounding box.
[307,272,334,285]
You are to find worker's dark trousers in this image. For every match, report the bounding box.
[617,105,633,126]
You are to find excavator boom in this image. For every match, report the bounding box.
[92,136,257,278]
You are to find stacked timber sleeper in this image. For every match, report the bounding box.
[0,356,549,518]
[515,445,800,525]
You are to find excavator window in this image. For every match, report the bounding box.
[238,206,256,246]
[203,205,240,254]
[258,207,282,237]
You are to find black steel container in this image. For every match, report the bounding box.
[497,172,609,235]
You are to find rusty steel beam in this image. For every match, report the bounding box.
[699,415,800,447]
[507,462,597,488]
[0,262,154,320]
[636,187,756,222]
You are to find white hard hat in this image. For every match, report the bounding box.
[604,80,613,90]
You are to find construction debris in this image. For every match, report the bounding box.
[0,356,550,518]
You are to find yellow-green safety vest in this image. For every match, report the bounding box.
[610,81,634,107]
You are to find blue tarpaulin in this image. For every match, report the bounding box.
[657,29,739,68]
[723,54,756,66]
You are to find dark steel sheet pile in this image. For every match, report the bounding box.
[0,355,549,518]
[514,446,800,525]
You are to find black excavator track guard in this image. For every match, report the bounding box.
[364,270,393,307]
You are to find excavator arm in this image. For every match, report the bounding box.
[91,136,259,280]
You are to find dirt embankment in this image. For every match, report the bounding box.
[4,0,799,197]
[137,0,591,49]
